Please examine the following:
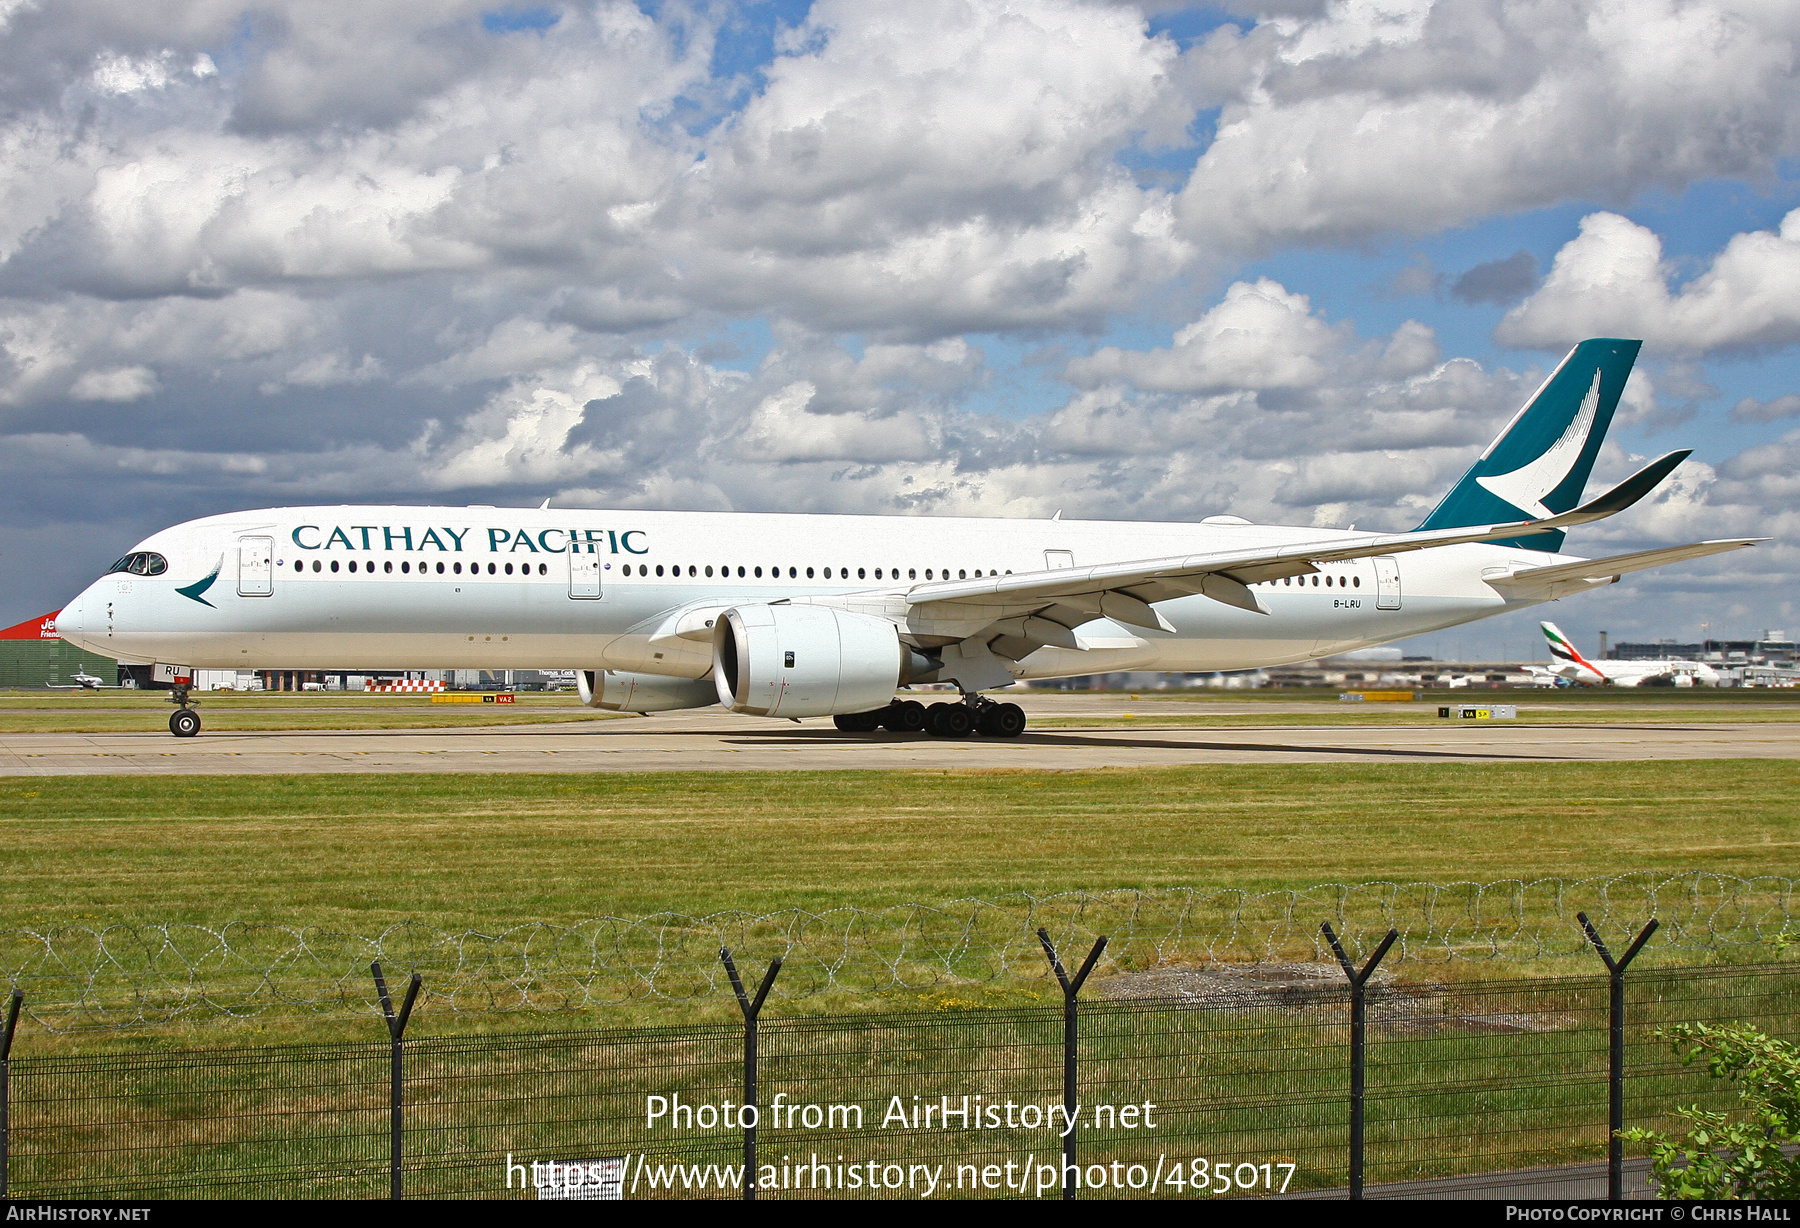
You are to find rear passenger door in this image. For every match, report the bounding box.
[1373,556,1401,610]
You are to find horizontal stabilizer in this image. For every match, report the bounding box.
[1488,538,1762,600]
[1532,450,1689,527]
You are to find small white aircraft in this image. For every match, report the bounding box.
[46,669,114,690]
[1530,621,1721,688]
[56,338,1759,737]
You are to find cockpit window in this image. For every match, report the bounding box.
[107,552,168,576]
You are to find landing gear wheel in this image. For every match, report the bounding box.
[925,702,974,738]
[880,700,927,732]
[978,702,1026,738]
[833,711,884,733]
[169,709,201,738]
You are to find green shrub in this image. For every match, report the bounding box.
[1623,1023,1800,1199]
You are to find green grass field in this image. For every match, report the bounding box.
[5,690,1795,1182]
[4,760,1796,929]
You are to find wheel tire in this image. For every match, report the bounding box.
[989,702,1026,738]
[833,711,882,733]
[880,700,926,732]
[924,703,952,737]
[169,709,201,738]
[926,702,974,738]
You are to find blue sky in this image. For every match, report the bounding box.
[0,0,1797,658]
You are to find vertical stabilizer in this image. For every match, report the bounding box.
[1541,621,1604,677]
[1417,338,1641,551]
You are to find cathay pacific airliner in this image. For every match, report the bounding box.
[57,339,1757,739]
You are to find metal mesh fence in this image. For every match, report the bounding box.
[4,872,1795,1030]
[5,961,1797,1200]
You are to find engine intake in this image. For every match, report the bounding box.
[713,604,921,717]
[577,669,718,713]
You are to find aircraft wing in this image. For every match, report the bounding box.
[1485,538,1763,602]
[903,451,1694,635]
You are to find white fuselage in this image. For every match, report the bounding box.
[57,505,1573,683]
[1545,658,1721,687]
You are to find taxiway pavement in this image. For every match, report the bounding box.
[5,703,1797,777]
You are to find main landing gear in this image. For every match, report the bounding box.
[167,686,201,738]
[832,696,1026,739]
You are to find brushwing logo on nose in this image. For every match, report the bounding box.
[1474,370,1603,519]
[176,557,222,607]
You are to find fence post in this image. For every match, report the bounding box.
[1577,913,1657,1202]
[1,988,20,1199]
[720,947,782,1202]
[1321,923,1397,1201]
[1037,928,1108,1201]
[370,961,422,1202]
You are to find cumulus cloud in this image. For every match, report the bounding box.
[1731,394,1800,424]
[68,365,157,402]
[1450,250,1536,306]
[1177,0,1800,252]
[0,0,1792,638]
[1498,210,1800,354]
[1068,279,1349,393]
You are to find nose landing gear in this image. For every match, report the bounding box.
[167,686,201,738]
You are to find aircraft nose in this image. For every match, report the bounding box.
[57,588,94,652]
[59,592,83,637]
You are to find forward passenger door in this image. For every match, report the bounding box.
[569,551,601,599]
[237,537,273,597]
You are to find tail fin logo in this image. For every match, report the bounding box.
[1541,621,1601,674]
[1477,370,1602,518]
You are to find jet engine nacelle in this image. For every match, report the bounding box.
[713,604,919,717]
[577,669,719,712]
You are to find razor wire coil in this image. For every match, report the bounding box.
[2,872,1794,1031]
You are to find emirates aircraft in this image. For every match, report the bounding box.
[57,339,1757,738]
[1530,621,1722,687]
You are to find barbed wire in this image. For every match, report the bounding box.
[3,872,1795,1031]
